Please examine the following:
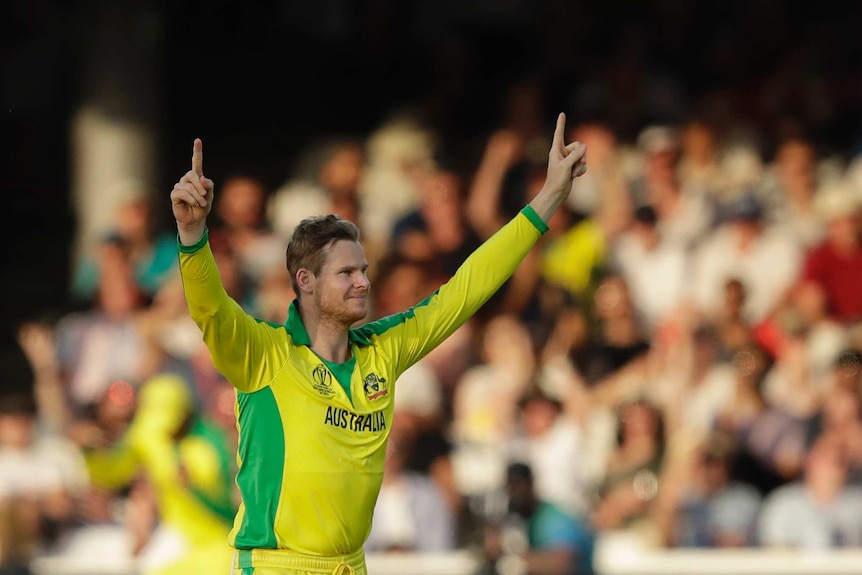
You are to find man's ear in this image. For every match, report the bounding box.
[296,269,314,295]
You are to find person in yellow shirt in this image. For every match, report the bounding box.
[86,374,236,575]
[170,113,588,575]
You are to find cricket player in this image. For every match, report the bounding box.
[86,374,237,575]
[171,113,587,575]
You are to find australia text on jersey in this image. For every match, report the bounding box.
[324,406,387,432]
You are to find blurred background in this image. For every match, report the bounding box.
[2,1,862,574]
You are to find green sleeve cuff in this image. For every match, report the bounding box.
[520,206,549,234]
[177,227,209,254]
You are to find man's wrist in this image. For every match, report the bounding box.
[528,185,566,225]
[177,224,209,254]
[178,223,207,246]
[520,206,550,234]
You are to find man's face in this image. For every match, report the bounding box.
[219,177,265,229]
[312,240,370,325]
[420,172,461,227]
[806,438,848,488]
[320,145,364,196]
[0,413,34,450]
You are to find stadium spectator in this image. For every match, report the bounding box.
[568,275,650,387]
[592,399,665,536]
[565,121,629,227]
[0,393,84,571]
[451,315,538,518]
[55,252,157,409]
[677,118,727,200]
[649,324,736,440]
[798,181,862,324]
[479,462,594,575]
[365,427,456,553]
[715,344,806,493]
[672,433,762,547]
[506,386,590,518]
[691,193,801,325]
[610,205,688,334]
[268,138,366,241]
[390,167,482,280]
[72,186,178,302]
[807,383,862,482]
[210,175,284,286]
[359,116,438,246]
[630,125,712,250]
[762,137,824,249]
[759,435,862,549]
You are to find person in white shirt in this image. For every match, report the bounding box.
[691,193,801,324]
[611,205,688,334]
[759,434,862,549]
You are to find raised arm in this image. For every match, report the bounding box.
[363,114,587,374]
[466,130,524,240]
[172,140,287,392]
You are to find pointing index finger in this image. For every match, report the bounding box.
[192,138,203,176]
[552,113,566,154]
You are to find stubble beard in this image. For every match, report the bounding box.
[319,294,368,327]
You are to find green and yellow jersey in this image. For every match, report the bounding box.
[86,375,237,574]
[178,207,548,557]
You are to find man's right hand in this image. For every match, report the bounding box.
[172,138,214,245]
[544,113,587,198]
[528,113,587,224]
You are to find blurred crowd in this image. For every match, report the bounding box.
[5,99,862,574]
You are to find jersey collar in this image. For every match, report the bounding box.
[284,300,372,347]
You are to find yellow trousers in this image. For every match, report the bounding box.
[231,547,367,575]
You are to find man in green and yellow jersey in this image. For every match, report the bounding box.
[85,374,237,575]
[170,113,587,575]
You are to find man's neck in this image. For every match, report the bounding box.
[298,301,352,363]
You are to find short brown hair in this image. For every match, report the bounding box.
[286,214,361,297]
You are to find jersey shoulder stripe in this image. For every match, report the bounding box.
[254,317,289,331]
[349,292,436,344]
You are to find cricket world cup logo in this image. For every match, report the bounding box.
[312,364,335,397]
